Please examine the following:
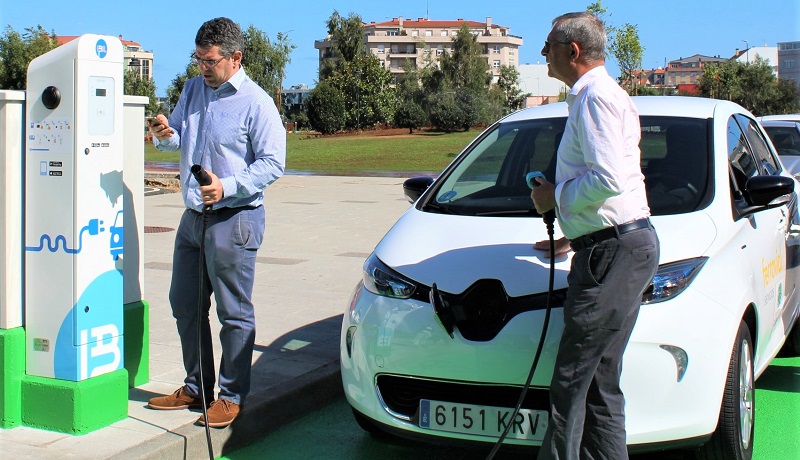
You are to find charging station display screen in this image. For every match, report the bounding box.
[88,76,114,136]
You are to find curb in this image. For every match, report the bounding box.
[111,361,343,459]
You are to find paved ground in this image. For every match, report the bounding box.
[0,173,413,459]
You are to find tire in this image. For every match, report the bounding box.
[697,321,755,460]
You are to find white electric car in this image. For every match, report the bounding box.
[341,97,800,459]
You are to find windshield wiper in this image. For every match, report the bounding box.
[422,201,460,215]
[475,209,538,217]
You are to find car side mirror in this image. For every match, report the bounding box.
[403,176,435,203]
[744,175,795,207]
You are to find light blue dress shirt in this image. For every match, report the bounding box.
[155,68,286,212]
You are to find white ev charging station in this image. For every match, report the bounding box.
[24,35,124,381]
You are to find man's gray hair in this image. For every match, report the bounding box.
[552,12,606,63]
[195,17,244,57]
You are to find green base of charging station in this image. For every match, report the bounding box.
[2,299,148,433]
[0,327,25,428]
[124,300,149,388]
[21,369,128,435]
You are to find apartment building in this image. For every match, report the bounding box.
[778,41,800,87]
[56,35,154,81]
[664,54,726,86]
[314,16,523,83]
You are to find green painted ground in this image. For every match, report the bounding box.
[219,356,800,460]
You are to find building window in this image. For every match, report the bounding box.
[387,30,398,37]
[437,45,444,56]
[407,44,415,54]
[425,30,432,37]
[412,30,419,37]
[451,31,457,36]
[377,44,385,54]
[493,60,501,69]
[493,45,500,54]
[391,44,399,54]
[441,30,448,36]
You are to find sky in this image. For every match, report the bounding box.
[1,0,798,97]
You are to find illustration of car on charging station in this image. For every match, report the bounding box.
[341,96,800,459]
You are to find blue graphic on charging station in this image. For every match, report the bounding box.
[95,39,107,59]
[53,270,124,380]
[25,211,123,260]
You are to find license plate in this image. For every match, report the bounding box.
[419,399,548,441]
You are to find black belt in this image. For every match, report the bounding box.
[187,205,260,216]
[569,218,652,252]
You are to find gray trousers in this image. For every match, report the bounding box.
[538,224,659,460]
[169,206,265,406]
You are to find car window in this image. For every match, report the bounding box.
[764,126,800,156]
[641,117,710,215]
[736,114,781,175]
[728,116,758,191]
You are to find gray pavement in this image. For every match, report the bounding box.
[0,173,413,459]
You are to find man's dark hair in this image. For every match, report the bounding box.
[195,17,244,57]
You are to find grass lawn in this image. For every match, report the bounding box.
[144,129,479,173]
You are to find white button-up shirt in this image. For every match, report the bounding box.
[554,66,650,240]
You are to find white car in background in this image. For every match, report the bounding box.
[341,97,800,459]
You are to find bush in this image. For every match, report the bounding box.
[393,100,428,134]
[307,82,346,134]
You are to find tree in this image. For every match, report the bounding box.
[123,69,160,115]
[0,25,58,90]
[306,81,346,134]
[393,100,428,134]
[242,26,296,111]
[608,23,644,94]
[438,24,491,94]
[319,10,396,130]
[326,10,365,63]
[496,65,529,112]
[166,60,200,111]
[697,58,800,115]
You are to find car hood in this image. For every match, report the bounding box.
[374,208,717,297]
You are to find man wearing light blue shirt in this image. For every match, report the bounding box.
[146,17,285,428]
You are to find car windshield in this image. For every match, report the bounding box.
[426,116,710,217]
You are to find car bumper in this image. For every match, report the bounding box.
[341,283,739,448]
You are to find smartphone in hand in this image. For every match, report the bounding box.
[146,117,163,128]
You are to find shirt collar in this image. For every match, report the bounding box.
[215,67,246,94]
[566,66,609,105]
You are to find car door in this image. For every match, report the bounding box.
[728,114,791,333]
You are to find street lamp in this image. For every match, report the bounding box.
[742,40,749,64]
[354,69,362,131]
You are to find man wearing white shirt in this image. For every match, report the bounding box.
[530,12,660,460]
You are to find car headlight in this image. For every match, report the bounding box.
[642,257,708,304]
[363,253,417,299]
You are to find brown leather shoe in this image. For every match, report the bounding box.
[196,398,240,428]
[146,387,204,410]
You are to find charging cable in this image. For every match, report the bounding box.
[191,164,214,460]
[485,172,556,459]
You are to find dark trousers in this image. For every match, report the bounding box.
[538,225,659,460]
[169,206,265,405]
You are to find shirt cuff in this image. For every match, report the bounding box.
[220,176,237,200]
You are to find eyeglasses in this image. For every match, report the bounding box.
[190,53,227,68]
[543,40,572,53]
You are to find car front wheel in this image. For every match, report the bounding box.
[697,321,755,460]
